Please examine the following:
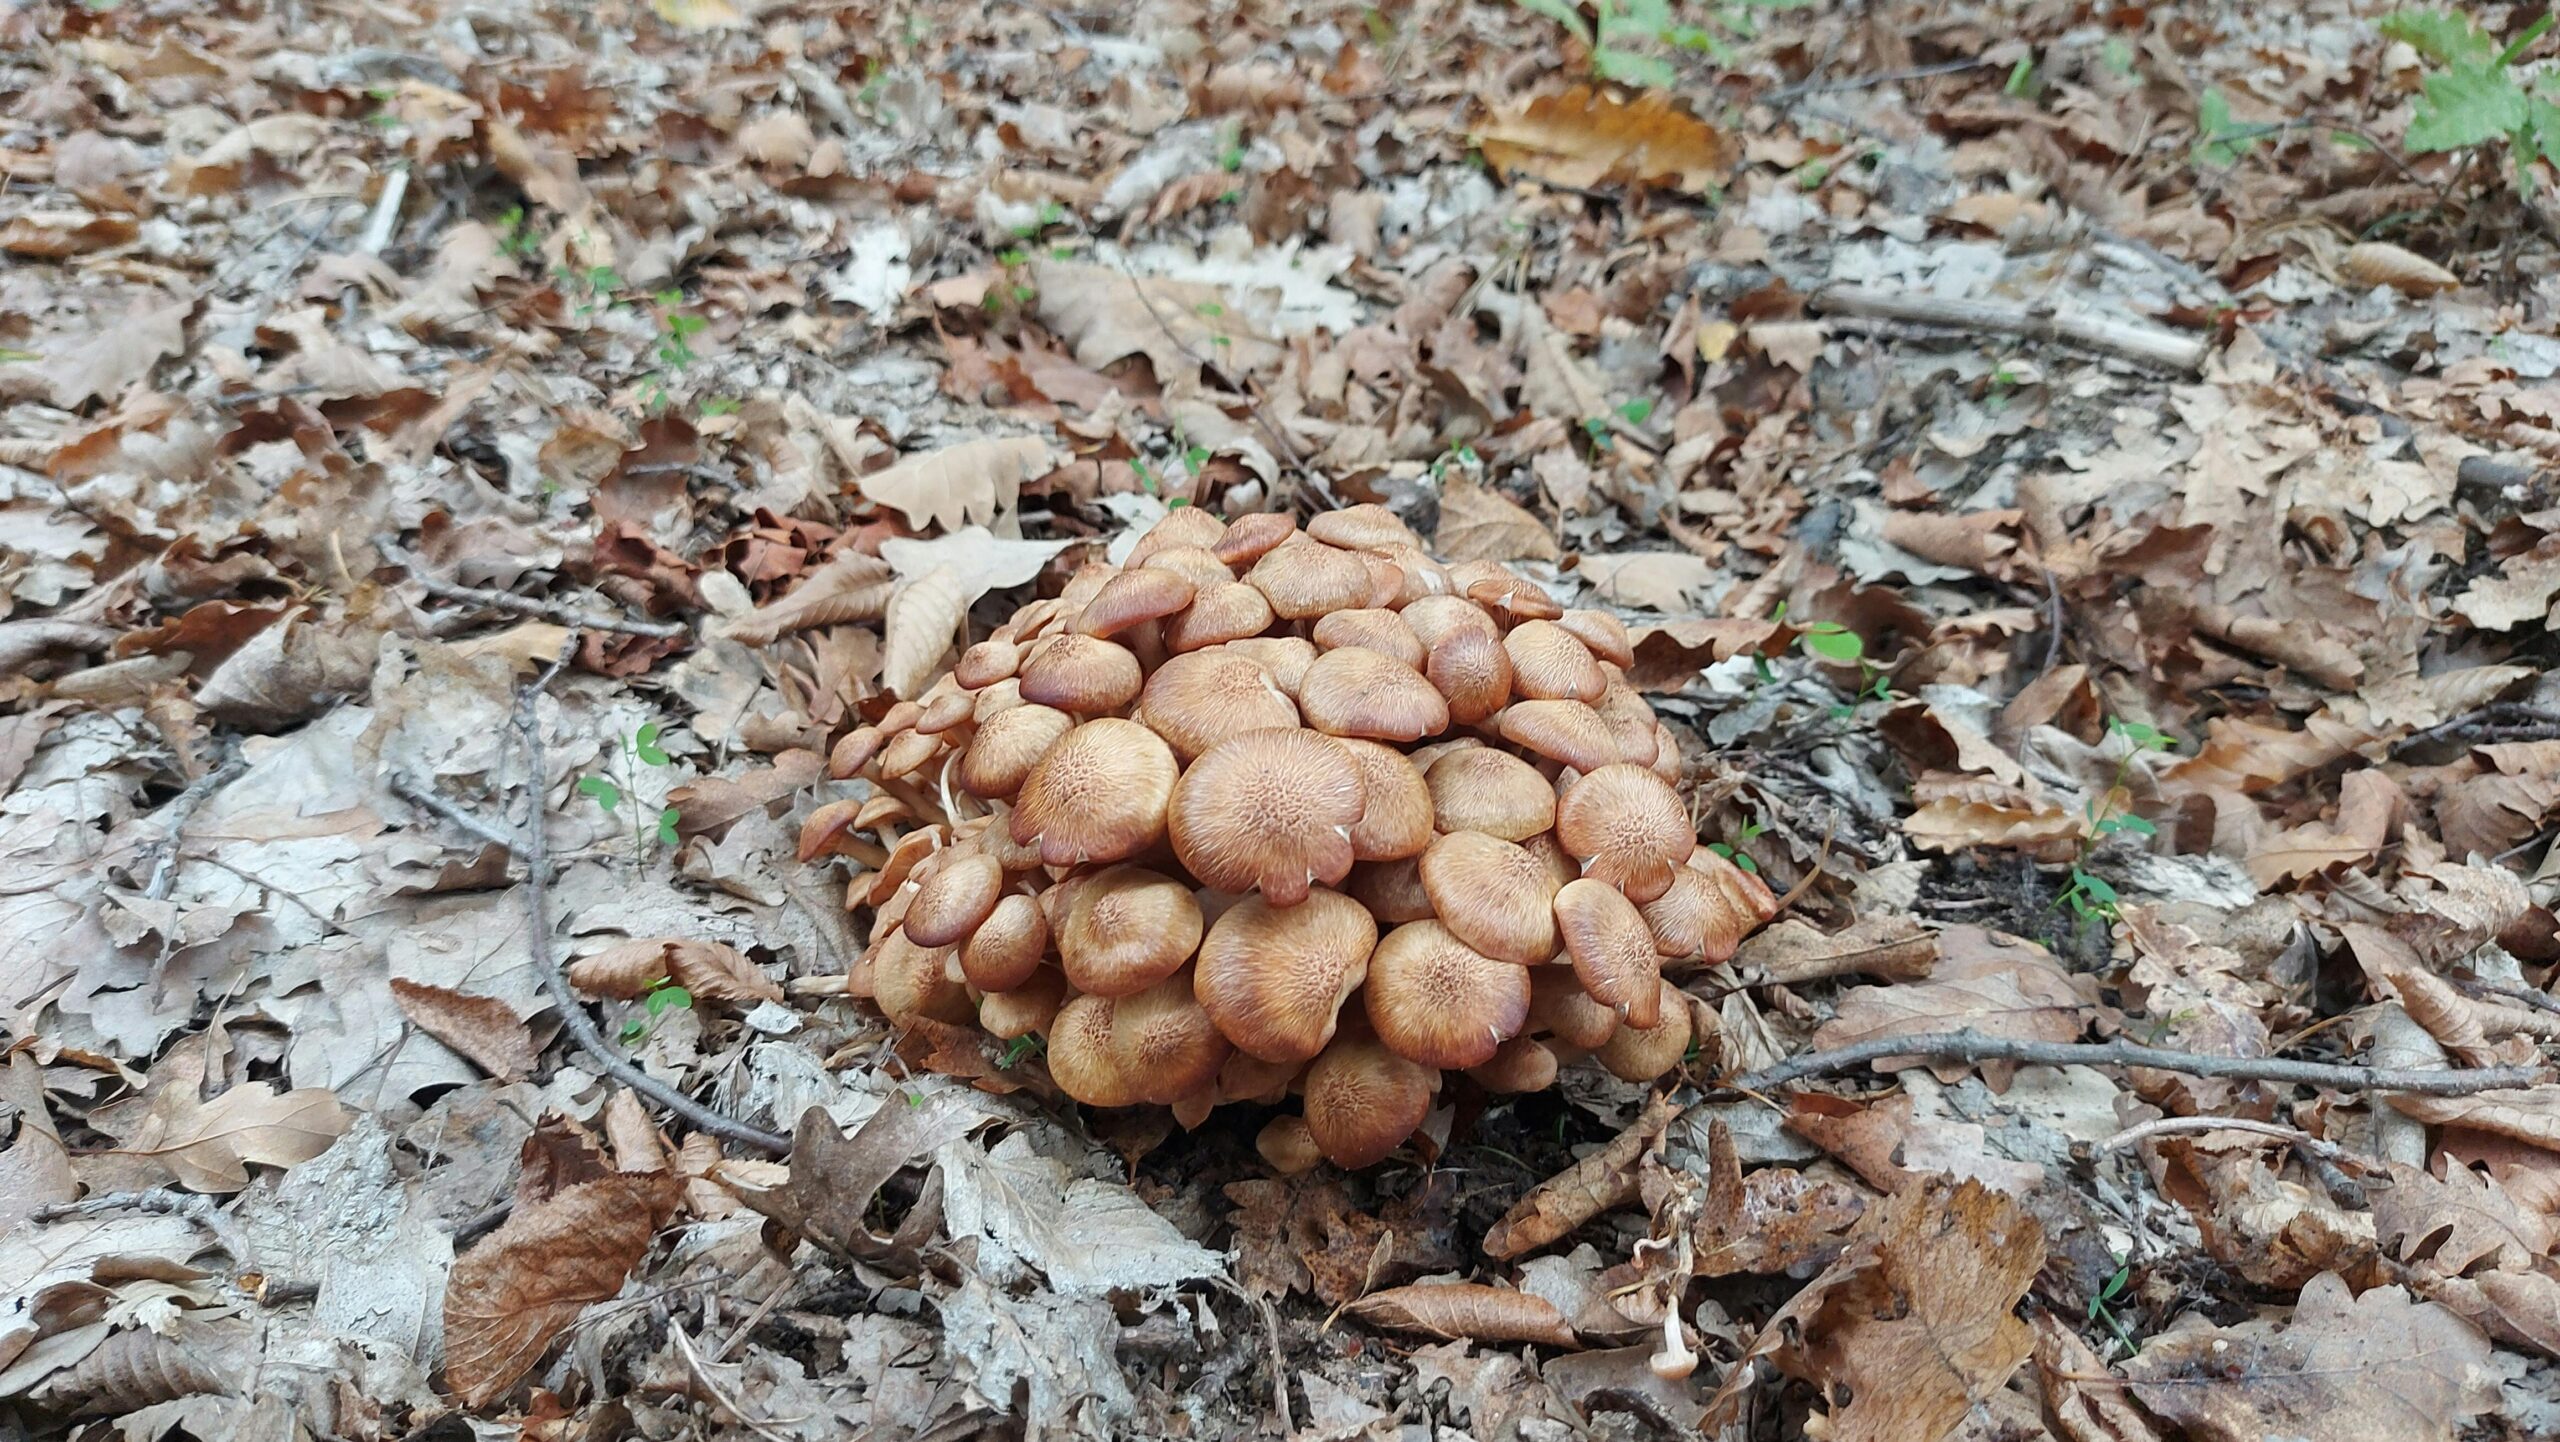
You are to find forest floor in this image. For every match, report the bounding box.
[7,0,2560,1439]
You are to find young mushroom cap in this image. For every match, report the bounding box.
[978,966,1065,1037]
[1424,747,1556,841]
[1256,1114,1325,1175]
[1302,1029,1436,1169]
[1594,981,1694,1082]
[1109,967,1234,1105]
[1138,648,1300,763]
[1424,627,1515,726]
[1165,580,1277,651]
[1212,510,1298,568]
[1298,646,1450,741]
[877,728,944,782]
[1193,889,1378,1063]
[1637,864,1716,960]
[1124,503,1227,564]
[1247,537,1374,619]
[1554,877,1664,1027]
[1594,673,1662,768]
[1224,635,1320,699]
[873,930,970,1025]
[1418,830,1562,964]
[1467,1035,1560,1093]
[954,639,1023,689]
[958,703,1076,798]
[1075,567,1197,638]
[1168,728,1365,905]
[1337,738,1434,862]
[828,724,886,780]
[903,852,1005,948]
[1047,992,1140,1107]
[1530,965,1621,1050]
[1688,846,1780,963]
[1556,608,1636,669]
[1401,594,1500,648]
[1057,865,1205,997]
[1364,920,1533,1069]
[1010,717,1178,866]
[961,891,1049,992]
[1496,699,1621,775]
[1554,763,1694,904]
[1017,633,1144,713]
[1502,620,1607,703]
[1311,607,1427,669]
[1138,543,1235,590]
[1305,502,1422,552]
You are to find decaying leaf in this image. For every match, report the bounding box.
[2340,241,2460,297]
[881,565,972,698]
[716,548,895,647]
[1809,932,2086,1083]
[1474,86,1733,194]
[1434,476,1561,564]
[1484,1093,1678,1260]
[389,980,537,1082]
[442,1167,683,1407]
[2373,1160,2553,1276]
[565,937,784,1006]
[732,1099,984,1267]
[94,1056,348,1195]
[2125,1273,2495,1442]
[1343,1283,1580,1348]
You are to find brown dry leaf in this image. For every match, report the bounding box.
[2374,1161,2553,1276]
[2420,1268,2560,1358]
[2032,1311,2166,1442]
[854,436,1049,535]
[2436,740,2560,859]
[2124,1272,2494,1442]
[733,1100,984,1267]
[1574,552,1716,611]
[566,938,783,1006]
[716,548,894,647]
[1483,1093,1678,1260]
[1342,1283,1579,1348]
[2152,1141,2382,1291]
[2389,1088,2560,1152]
[95,1044,349,1195]
[667,749,824,837]
[1434,476,1560,564]
[1810,934,2086,1082]
[443,1167,683,1407]
[2249,769,2401,887]
[2451,535,2560,631]
[881,565,971,699]
[1516,303,1609,428]
[1625,619,1787,691]
[1029,260,1285,382]
[1901,773,2082,861]
[389,980,537,1082]
[2340,241,2460,296]
[1474,85,1732,194]
[40,293,191,408]
[1731,915,1938,986]
[1683,1121,1867,1277]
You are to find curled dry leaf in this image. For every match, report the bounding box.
[1433,476,1561,565]
[1473,85,1733,194]
[389,979,537,1082]
[2124,1272,2495,1442]
[1343,1283,1580,1348]
[2340,241,2459,297]
[716,548,894,647]
[881,564,972,699]
[733,1100,985,1267]
[1483,1093,1679,1260]
[443,1167,684,1408]
[566,937,783,1006]
[2373,1161,2553,1276]
[1731,915,1938,986]
[854,435,1049,534]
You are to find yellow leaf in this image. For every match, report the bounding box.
[651,0,742,28]
[1474,85,1733,194]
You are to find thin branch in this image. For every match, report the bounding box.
[146,755,246,901]
[382,541,689,639]
[2389,700,2560,757]
[390,775,519,853]
[2101,1114,2343,1159]
[1808,285,2210,374]
[1722,1029,2544,1097]
[1763,57,1991,105]
[34,1189,255,1271]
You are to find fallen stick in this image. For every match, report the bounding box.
[1808,285,2210,374]
[398,640,791,1154]
[1723,1029,2543,1097]
[382,541,689,639]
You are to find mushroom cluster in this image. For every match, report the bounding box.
[804,505,1779,1168]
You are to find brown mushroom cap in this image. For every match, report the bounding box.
[1364,920,1532,1069]
[954,640,1023,689]
[1246,537,1374,619]
[877,728,944,781]
[1139,543,1235,589]
[1165,580,1276,651]
[1109,967,1233,1105]
[1306,503,1422,552]
[1467,1036,1559,1093]
[873,930,970,1025]
[1337,738,1434,862]
[1168,729,1365,905]
[1448,562,1563,622]
[1212,510,1297,567]
[1345,856,1436,923]
[1125,504,1227,564]
[1256,1114,1325,1175]
[1594,672,1662,768]
[1689,846,1780,963]
[904,853,1005,948]
[1648,722,1683,783]
[958,703,1076,799]
[978,966,1065,1038]
[915,686,978,736]
[1554,877,1664,1027]
[1373,544,1450,604]
[1529,965,1619,1050]
[1220,1051,1302,1105]
[1401,594,1499,649]
[1556,609,1635,669]
[1311,607,1427,669]
[1193,889,1377,1063]
[1076,567,1197,638]
[1424,747,1556,841]
[1225,635,1319,699]
[828,724,886,780]
[1594,982,1694,1082]
[961,891,1048,991]
[1138,648,1300,764]
[1423,626,1514,726]
[1047,992,1139,1107]
[1554,763,1692,904]
[1010,717,1178,866]
[1017,633,1144,713]
[1503,620,1607,703]
[1496,700,1621,774]
[1637,864,1716,960]
[1418,830,1561,964]
[1302,1030,1435,1169]
[1057,865,1204,996]
[1299,646,1450,741]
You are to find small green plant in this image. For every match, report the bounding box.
[2088,1260,2140,1356]
[1513,0,1806,85]
[998,1033,1046,1069]
[2191,88,2266,169]
[579,721,681,863]
[1428,438,1481,481]
[632,291,709,414]
[1705,817,1766,874]
[2382,8,2560,189]
[698,394,740,418]
[495,206,544,260]
[2003,53,2039,100]
[1217,121,1246,173]
[2058,718,2177,924]
[619,975,695,1043]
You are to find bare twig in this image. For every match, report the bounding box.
[2102,1114,2343,1159]
[2389,700,2560,756]
[398,643,791,1154]
[382,541,689,639]
[1722,1029,2543,1096]
[1809,285,2210,373]
[1763,56,1991,105]
[145,756,246,902]
[33,1189,256,1271]
[666,1318,805,1442]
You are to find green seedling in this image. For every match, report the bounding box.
[1705,818,1767,874]
[619,975,695,1043]
[581,721,681,863]
[2381,8,2560,191]
[2058,718,2179,924]
[2088,1260,2140,1356]
[496,205,544,260]
[2191,88,2265,169]
[999,1034,1046,1068]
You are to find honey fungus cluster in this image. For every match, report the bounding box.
[805,504,1778,1168]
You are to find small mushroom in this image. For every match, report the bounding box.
[1056,865,1204,996]
[1193,889,1377,1063]
[1303,1029,1435,1169]
[1365,920,1531,1069]
[1168,728,1365,904]
[1554,764,1693,904]
[1010,717,1178,866]
[1299,646,1449,741]
[1425,747,1555,841]
[1419,831,1562,964]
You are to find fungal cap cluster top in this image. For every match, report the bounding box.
[805,504,1779,1169]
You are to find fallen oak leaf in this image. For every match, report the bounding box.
[731,1100,985,1267]
[1342,1283,1580,1348]
[98,1074,349,1195]
[854,435,1051,535]
[442,1167,683,1408]
[1474,85,1733,194]
[1434,476,1560,565]
[2373,1160,2553,1276]
[566,937,783,1007]
[390,979,538,1082]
